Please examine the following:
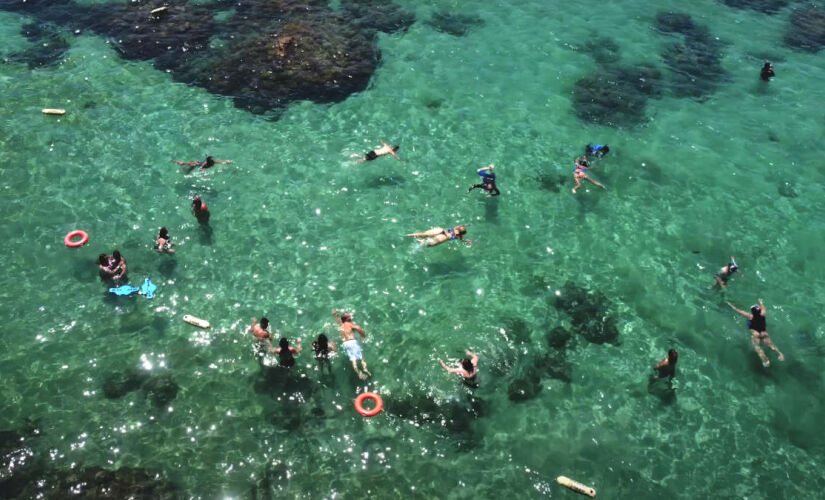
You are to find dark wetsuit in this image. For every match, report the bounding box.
[748,313,767,334]
[469,171,500,196]
[761,64,775,81]
[464,372,479,389]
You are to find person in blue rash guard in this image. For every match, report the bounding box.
[468,164,500,196]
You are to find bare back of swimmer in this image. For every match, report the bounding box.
[355,141,400,163]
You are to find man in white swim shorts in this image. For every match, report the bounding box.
[332,309,371,380]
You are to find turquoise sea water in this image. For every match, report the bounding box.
[2,0,825,498]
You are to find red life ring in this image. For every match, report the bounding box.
[64,230,88,248]
[354,392,383,417]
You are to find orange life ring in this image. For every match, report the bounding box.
[64,230,88,248]
[354,392,383,417]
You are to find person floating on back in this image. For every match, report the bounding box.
[172,156,232,173]
[192,195,210,225]
[406,225,470,247]
[572,155,605,194]
[468,164,500,197]
[713,256,740,289]
[760,60,775,81]
[332,309,371,380]
[439,350,479,388]
[727,298,785,367]
[355,141,400,163]
[585,144,610,158]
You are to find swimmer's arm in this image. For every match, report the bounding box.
[439,359,459,374]
[172,160,200,166]
[215,160,233,164]
[293,339,302,354]
[250,318,258,331]
[353,324,366,339]
[726,302,751,318]
[329,341,337,352]
[113,260,127,280]
[477,164,494,173]
[331,309,342,324]
[654,357,668,370]
[758,298,766,316]
[381,141,401,161]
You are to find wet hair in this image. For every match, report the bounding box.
[461,358,474,372]
[279,337,290,350]
[260,317,269,329]
[192,196,203,210]
[341,313,352,322]
[112,250,122,263]
[456,225,467,235]
[392,145,400,152]
[316,334,329,350]
[750,305,761,316]
[602,145,610,154]
[159,227,169,239]
[667,349,678,365]
[205,156,215,167]
[581,158,590,167]
[98,254,109,266]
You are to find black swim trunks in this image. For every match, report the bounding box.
[365,151,378,161]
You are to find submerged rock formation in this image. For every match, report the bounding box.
[785,6,825,52]
[0,0,415,115]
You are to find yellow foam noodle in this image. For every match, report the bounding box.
[183,315,210,329]
[557,476,596,498]
[41,108,66,115]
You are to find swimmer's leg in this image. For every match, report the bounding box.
[572,176,582,193]
[468,184,483,192]
[762,334,784,361]
[583,174,606,190]
[406,228,444,238]
[751,332,770,367]
[360,360,371,377]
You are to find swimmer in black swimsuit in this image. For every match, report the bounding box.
[356,141,400,163]
[192,195,210,225]
[760,60,775,81]
[271,337,301,368]
[154,227,175,254]
[172,155,233,173]
[439,350,479,388]
[727,298,785,367]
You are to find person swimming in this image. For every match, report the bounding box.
[110,250,127,281]
[357,141,400,162]
[271,337,301,368]
[172,155,233,173]
[312,334,337,374]
[654,349,678,380]
[760,60,775,81]
[727,298,785,367]
[439,350,479,388]
[192,195,210,225]
[468,164,500,196]
[405,225,470,247]
[713,256,740,289]
[585,144,610,158]
[572,155,605,194]
[154,227,174,254]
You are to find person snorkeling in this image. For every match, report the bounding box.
[713,256,741,289]
[468,164,500,196]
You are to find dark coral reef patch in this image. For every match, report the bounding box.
[0,0,415,115]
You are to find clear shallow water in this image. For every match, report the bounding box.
[1,0,825,498]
